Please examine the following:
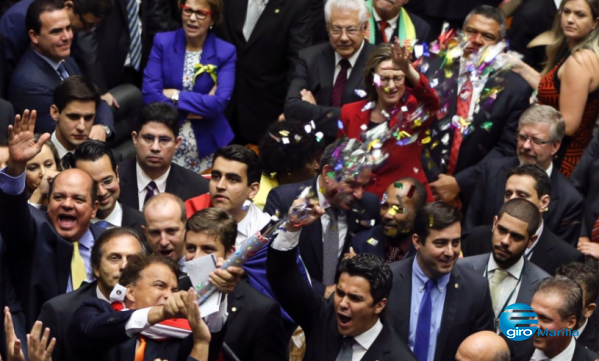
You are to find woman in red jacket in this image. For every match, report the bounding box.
[339,41,440,199]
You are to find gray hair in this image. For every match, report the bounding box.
[324,0,368,24]
[518,105,566,143]
[491,350,511,361]
[535,276,583,324]
[463,5,507,41]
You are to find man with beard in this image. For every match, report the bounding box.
[464,105,584,245]
[350,177,426,262]
[459,198,550,360]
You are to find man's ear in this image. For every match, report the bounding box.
[540,194,550,213]
[64,0,74,10]
[28,29,38,44]
[585,302,597,319]
[527,234,538,249]
[131,131,138,145]
[225,246,236,259]
[492,215,499,231]
[412,234,422,251]
[373,297,387,315]
[115,166,120,183]
[125,284,135,304]
[51,105,60,121]
[248,182,260,200]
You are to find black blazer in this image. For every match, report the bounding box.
[117,158,209,211]
[267,245,418,361]
[524,340,598,361]
[0,190,105,329]
[350,225,416,260]
[464,157,584,245]
[462,225,584,275]
[0,98,13,140]
[421,59,532,200]
[387,257,495,361]
[121,203,144,236]
[38,281,99,361]
[579,311,599,353]
[263,177,380,295]
[423,0,503,20]
[571,131,599,238]
[214,0,313,143]
[284,41,376,138]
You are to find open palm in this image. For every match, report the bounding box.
[8,110,50,164]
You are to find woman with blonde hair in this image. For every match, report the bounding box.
[513,0,599,177]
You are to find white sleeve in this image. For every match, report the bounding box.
[271,228,301,251]
[204,294,228,333]
[124,308,152,337]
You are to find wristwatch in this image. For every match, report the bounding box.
[171,90,180,105]
[102,125,112,137]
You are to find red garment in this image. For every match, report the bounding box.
[338,72,440,201]
[447,79,472,175]
[185,193,212,219]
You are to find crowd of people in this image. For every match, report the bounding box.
[1,0,599,360]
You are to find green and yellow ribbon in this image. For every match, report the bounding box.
[366,0,416,44]
[192,64,217,85]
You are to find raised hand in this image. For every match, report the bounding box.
[162,291,189,320]
[27,321,56,361]
[391,38,412,72]
[4,307,24,361]
[185,289,210,344]
[286,196,324,232]
[7,110,50,175]
[209,257,243,294]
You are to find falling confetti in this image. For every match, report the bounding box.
[315,131,324,142]
[279,130,289,137]
[394,182,403,189]
[282,137,289,144]
[407,185,416,198]
[355,89,367,98]
[481,122,493,131]
[361,101,375,112]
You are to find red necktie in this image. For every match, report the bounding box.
[591,216,599,242]
[379,21,389,43]
[447,79,472,175]
[330,59,351,107]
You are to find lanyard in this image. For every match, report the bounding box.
[484,261,526,329]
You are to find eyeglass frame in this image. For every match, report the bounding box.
[374,73,406,87]
[138,134,177,147]
[75,10,99,31]
[180,5,213,20]
[515,132,554,146]
[328,23,366,38]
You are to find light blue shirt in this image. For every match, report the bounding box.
[33,49,68,79]
[408,256,451,361]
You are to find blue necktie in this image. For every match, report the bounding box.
[95,220,110,229]
[126,0,141,71]
[57,62,69,80]
[414,278,437,361]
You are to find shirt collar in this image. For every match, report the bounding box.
[178,256,187,274]
[413,256,451,290]
[525,220,544,256]
[576,318,588,339]
[136,161,170,194]
[96,285,110,303]
[33,49,64,72]
[488,253,525,279]
[79,228,95,250]
[92,201,123,227]
[555,0,562,9]
[372,9,400,31]
[237,202,270,237]
[531,335,575,361]
[334,39,365,69]
[546,162,553,177]
[354,319,383,351]
[51,131,73,159]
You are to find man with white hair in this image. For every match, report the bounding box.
[284,0,376,140]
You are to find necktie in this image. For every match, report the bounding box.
[591,215,599,242]
[95,220,110,229]
[71,241,87,290]
[323,207,340,285]
[379,21,390,43]
[414,279,437,361]
[490,269,509,311]
[57,62,69,81]
[330,59,351,107]
[447,78,472,175]
[126,0,142,71]
[243,0,267,41]
[335,337,354,361]
[61,152,75,170]
[134,336,146,361]
[144,181,158,205]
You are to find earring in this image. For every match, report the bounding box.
[210,25,213,29]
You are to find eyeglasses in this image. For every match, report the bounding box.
[98,176,117,189]
[516,133,553,146]
[376,75,406,86]
[180,5,213,20]
[328,25,364,37]
[139,134,176,147]
[77,12,99,31]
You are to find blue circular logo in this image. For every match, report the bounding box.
[499,303,539,341]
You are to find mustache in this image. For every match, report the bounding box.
[494,245,512,256]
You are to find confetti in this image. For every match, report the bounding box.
[315,131,324,142]
[268,132,281,143]
[413,167,419,173]
[481,121,493,131]
[367,238,379,246]
[279,130,289,136]
[361,101,375,112]
[407,185,415,198]
[373,73,381,87]
[294,134,302,142]
[401,106,408,112]
[441,133,450,145]
[354,89,367,98]
[304,124,312,133]
[421,136,431,144]
[383,228,398,237]
[381,192,388,204]
[337,120,344,130]
[282,137,289,144]
[429,216,434,227]
[394,182,403,189]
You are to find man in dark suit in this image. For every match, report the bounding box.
[464,105,584,244]
[7,0,114,135]
[0,99,13,141]
[181,208,287,360]
[264,138,381,297]
[459,198,550,361]
[267,201,417,360]
[571,130,599,247]
[0,111,104,329]
[117,103,209,212]
[365,0,429,46]
[74,140,144,234]
[68,253,211,361]
[422,6,532,211]
[556,262,599,353]
[528,277,598,361]
[214,0,312,144]
[387,201,494,361]
[38,228,145,361]
[350,177,426,262]
[284,0,375,138]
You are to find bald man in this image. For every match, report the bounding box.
[455,331,510,361]
[0,110,105,329]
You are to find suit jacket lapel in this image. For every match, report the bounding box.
[170,29,187,90]
[529,233,552,272]
[361,323,392,359]
[231,0,249,41]
[165,165,182,194]
[515,260,535,305]
[245,0,284,48]
[342,42,370,104]
[392,260,413,341]
[318,46,336,106]
[120,158,139,209]
[435,268,461,361]
[226,284,244,326]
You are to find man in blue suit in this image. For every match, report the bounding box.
[7,0,114,136]
[0,110,105,329]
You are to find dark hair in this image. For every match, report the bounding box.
[26,0,65,34]
[497,198,542,238]
[72,0,113,19]
[319,137,364,170]
[363,44,393,102]
[556,262,599,308]
[213,145,261,185]
[464,5,507,40]
[179,0,223,25]
[53,76,101,113]
[413,201,462,244]
[49,169,98,204]
[392,177,427,213]
[74,139,116,172]
[259,120,323,176]
[186,208,237,254]
[338,253,392,305]
[33,134,63,171]
[535,276,582,324]
[91,227,145,270]
[135,102,180,138]
[507,164,551,198]
[119,253,181,287]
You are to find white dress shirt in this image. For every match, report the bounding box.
[317,176,348,257]
[351,319,383,360]
[530,336,575,361]
[136,162,170,211]
[372,9,399,43]
[525,220,544,259]
[51,131,73,160]
[486,255,525,318]
[554,0,563,9]
[92,201,123,228]
[575,319,588,339]
[96,286,110,303]
[236,202,271,247]
[333,40,365,83]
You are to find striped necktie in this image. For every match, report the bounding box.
[126,0,142,71]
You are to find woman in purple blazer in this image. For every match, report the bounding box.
[142,0,235,173]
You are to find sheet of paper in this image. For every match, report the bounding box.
[185,254,221,317]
